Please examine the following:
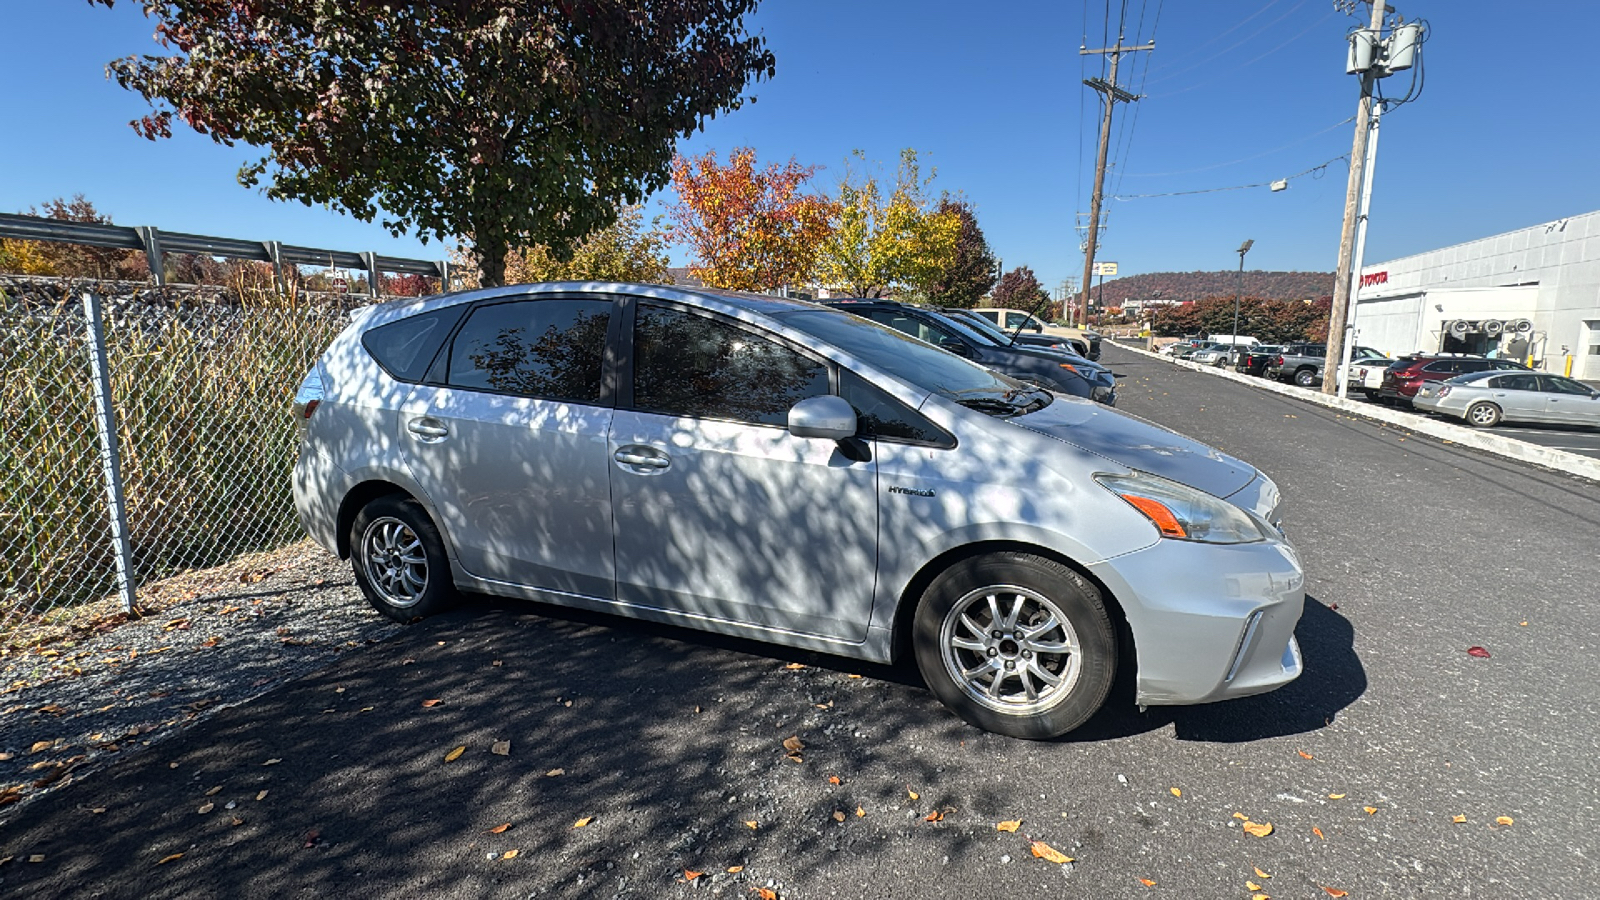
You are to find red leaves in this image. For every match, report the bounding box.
[1466,646,1491,658]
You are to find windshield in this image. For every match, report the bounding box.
[775,308,1051,417]
[920,308,1003,347]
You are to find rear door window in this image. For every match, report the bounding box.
[362,306,466,383]
[631,305,830,427]
[446,298,612,403]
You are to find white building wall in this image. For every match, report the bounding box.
[1354,210,1600,376]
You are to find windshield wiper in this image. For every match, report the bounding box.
[956,396,1022,415]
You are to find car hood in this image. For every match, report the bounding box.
[1011,399,1259,500]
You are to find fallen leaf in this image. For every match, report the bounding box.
[302,830,320,849]
[1252,894,1272,900]
[832,810,846,822]
[1451,815,1467,823]
[491,741,511,756]
[197,802,214,814]
[848,674,862,679]
[1254,866,1272,879]
[827,775,841,785]
[546,768,565,777]
[156,853,182,865]
[487,823,511,834]
[907,786,920,801]
[1140,878,1157,886]
[91,807,106,814]
[753,889,778,900]
[420,699,442,708]
[1496,816,1514,826]
[1313,826,1326,840]
[28,855,45,863]
[684,869,703,880]
[856,806,865,818]
[783,663,806,670]
[1170,787,1182,797]
[256,790,269,801]
[1297,750,1315,760]
[1246,881,1262,891]
[727,865,744,873]
[28,741,52,753]
[1364,806,1378,815]
[924,810,944,822]
[573,816,593,828]
[230,816,244,827]
[815,701,834,709]
[781,736,804,753]
[1232,812,1250,820]
[204,786,222,796]
[444,746,466,763]
[1242,821,1274,838]
[1518,621,1527,626]
[1328,793,1346,800]
[744,820,758,830]
[261,758,281,766]
[996,820,1022,833]
[501,849,519,860]
[1030,840,1073,864]
[1320,887,1349,898]
[1467,646,1491,658]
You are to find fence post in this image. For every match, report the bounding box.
[264,241,287,294]
[136,226,166,286]
[361,251,380,297]
[82,291,137,614]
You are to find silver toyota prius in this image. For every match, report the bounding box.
[292,283,1304,739]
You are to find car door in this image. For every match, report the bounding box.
[1540,375,1600,425]
[1485,373,1547,422]
[608,301,879,641]
[399,295,618,599]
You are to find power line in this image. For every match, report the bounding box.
[1145,0,1309,87]
[1110,154,1347,199]
[1121,116,1355,177]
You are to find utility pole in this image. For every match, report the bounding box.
[1079,35,1153,328]
[1323,0,1392,395]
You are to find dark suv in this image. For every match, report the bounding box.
[821,299,1116,405]
[1378,355,1531,404]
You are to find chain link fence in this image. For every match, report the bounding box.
[1,282,354,644]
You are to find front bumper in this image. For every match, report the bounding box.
[1089,537,1305,706]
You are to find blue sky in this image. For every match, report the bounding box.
[3,0,1596,292]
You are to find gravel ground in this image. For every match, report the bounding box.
[0,541,396,810]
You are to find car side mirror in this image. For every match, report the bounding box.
[788,395,857,440]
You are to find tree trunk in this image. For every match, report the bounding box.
[476,237,508,288]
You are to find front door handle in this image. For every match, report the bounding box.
[614,445,670,470]
[407,417,450,439]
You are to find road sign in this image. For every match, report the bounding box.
[1093,261,1119,277]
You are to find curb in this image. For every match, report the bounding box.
[1113,341,1600,485]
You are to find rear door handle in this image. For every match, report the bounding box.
[614,445,670,470]
[407,417,449,439]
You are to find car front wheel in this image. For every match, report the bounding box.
[350,494,456,622]
[913,552,1117,739]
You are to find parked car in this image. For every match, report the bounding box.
[1233,345,1283,376]
[1160,339,1204,357]
[823,299,1116,405]
[971,307,1102,360]
[1413,370,1600,427]
[1348,357,1395,400]
[1266,344,1385,387]
[939,307,1119,387]
[1188,345,1233,367]
[292,282,1304,739]
[1377,354,1531,404]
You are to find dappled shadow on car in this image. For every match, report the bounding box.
[1055,596,1363,744]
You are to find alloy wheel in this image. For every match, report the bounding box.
[359,516,429,608]
[939,585,1082,714]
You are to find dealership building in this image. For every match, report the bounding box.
[1353,208,1600,380]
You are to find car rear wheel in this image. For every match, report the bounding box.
[1466,401,1502,428]
[912,552,1117,739]
[350,494,456,622]
[1294,367,1317,387]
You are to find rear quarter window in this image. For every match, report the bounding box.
[361,306,467,383]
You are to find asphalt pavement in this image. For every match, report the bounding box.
[2,344,1597,898]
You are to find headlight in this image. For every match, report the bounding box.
[1094,471,1272,544]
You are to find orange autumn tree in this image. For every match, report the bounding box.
[667,148,837,291]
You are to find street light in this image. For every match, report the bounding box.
[1232,240,1254,356]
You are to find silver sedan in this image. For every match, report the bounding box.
[291,283,1303,739]
[1414,370,1600,427]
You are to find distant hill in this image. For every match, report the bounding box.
[1093,270,1335,305]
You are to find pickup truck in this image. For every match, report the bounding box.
[1265,343,1387,387]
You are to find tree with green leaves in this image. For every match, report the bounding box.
[90,1,775,286]
[816,150,960,298]
[921,199,997,308]
[451,206,674,288]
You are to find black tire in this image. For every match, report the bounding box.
[1466,401,1502,428]
[349,494,456,622]
[1362,389,1379,401]
[1294,367,1317,388]
[912,552,1117,739]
